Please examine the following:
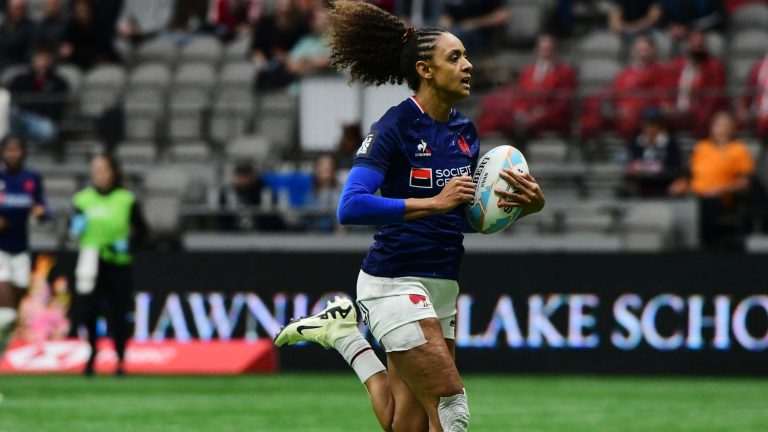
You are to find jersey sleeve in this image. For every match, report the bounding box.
[352,122,399,175]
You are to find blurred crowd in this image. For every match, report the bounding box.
[0,0,765,248]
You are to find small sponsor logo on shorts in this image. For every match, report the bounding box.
[450,319,456,328]
[408,294,432,309]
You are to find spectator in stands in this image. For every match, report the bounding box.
[738,51,768,141]
[669,111,755,248]
[251,0,308,90]
[8,44,68,145]
[301,154,341,232]
[218,161,285,231]
[116,0,173,46]
[581,35,667,138]
[285,4,331,92]
[726,0,768,12]
[662,29,727,137]
[208,0,264,41]
[660,0,725,38]
[33,0,69,53]
[608,0,663,37]
[0,0,36,72]
[70,153,148,376]
[477,33,576,139]
[61,0,120,69]
[624,108,683,197]
[169,0,208,36]
[337,122,362,168]
[90,0,123,46]
[439,0,509,53]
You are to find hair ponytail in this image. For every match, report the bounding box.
[328,0,446,91]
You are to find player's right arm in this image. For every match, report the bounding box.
[402,176,474,220]
[337,167,474,225]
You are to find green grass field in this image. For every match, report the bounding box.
[0,374,766,432]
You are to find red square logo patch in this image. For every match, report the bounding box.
[409,168,433,189]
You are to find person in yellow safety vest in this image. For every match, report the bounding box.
[70,153,148,377]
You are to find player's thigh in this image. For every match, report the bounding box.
[387,318,464,402]
[386,354,429,432]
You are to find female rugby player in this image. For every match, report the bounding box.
[275,2,545,431]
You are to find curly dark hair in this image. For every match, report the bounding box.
[328,0,446,91]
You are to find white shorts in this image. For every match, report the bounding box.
[0,251,31,288]
[356,270,460,346]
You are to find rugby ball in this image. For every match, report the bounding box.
[466,145,529,234]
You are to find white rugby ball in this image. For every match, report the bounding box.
[466,145,529,234]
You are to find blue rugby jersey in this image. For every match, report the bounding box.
[0,168,46,253]
[353,97,480,280]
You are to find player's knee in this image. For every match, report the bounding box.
[438,391,470,432]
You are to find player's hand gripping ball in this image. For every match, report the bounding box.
[466,145,529,234]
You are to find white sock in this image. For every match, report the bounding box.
[0,307,17,328]
[334,332,386,384]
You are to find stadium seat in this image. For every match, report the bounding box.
[729,4,768,30]
[124,89,165,140]
[179,35,224,65]
[0,64,26,86]
[57,64,83,93]
[564,207,616,233]
[168,141,212,164]
[65,139,104,160]
[729,57,757,89]
[224,34,251,62]
[44,176,79,198]
[144,166,191,195]
[83,64,127,89]
[652,32,673,61]
[705,32,726,59]
[168,88,210,141]
[577,58,621,93]
[210,88,255,143]
[730,30,768,59]
[115,141,158,164]
[525,138,569,163]
[477,134,510,157]
[505,4,544,46]
[257,92,298,153]
[80,65,127,117]
[576,31,621,60]
[226,135,271,163]
[135,37,178,65]
[128,63,172,90]
[218,62,255,89]
[585,163,624,199]
[173,62,216,90]
[623,202,676,250]
[143,195,183,236]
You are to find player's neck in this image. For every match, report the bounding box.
[413,91,452,122]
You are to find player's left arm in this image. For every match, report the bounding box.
[31,174,51,220]
[495,169,545,219]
